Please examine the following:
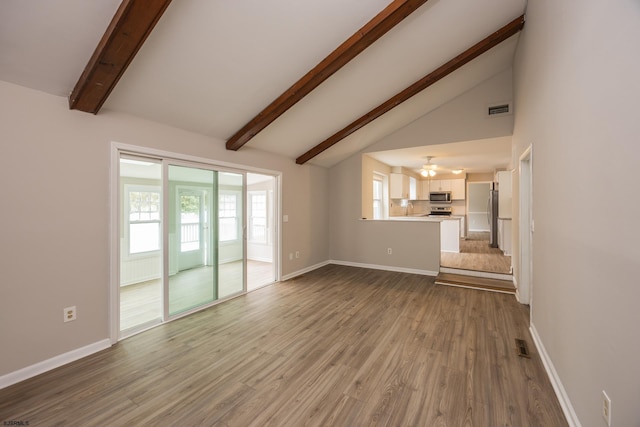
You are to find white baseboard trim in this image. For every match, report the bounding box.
[248,256,273,263]
[330,260,438,277]
[0,339,111,390]
[281,260,331,281]
[435,281,515,295]
[530,324,581,427]
[439,267,512,281]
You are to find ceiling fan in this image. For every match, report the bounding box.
[420,156,437,177]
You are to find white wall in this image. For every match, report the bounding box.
[364,68,514,153]
[467,182,491,232]
[512,0,640,425]
[328,67,515,275]
[330,154,440,274]
[0,81,330,377]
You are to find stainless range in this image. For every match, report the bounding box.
[429,206,452,216]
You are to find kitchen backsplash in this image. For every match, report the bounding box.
[390,200,466,216]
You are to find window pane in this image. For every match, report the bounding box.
[130,222,160,253]
[373,177,383,220]
[249,192,267,243]
[219,217,237,241]
[251,217,266,242]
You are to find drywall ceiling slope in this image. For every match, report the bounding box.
[245,3,524,164]
[310,36,519,168]
[367,136,512,174]
[103,0,391,137]
[104,0,524,164]
[0,0,121,96]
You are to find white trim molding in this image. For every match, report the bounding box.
[331,260,438,277]
[530,324,581,427]
[281,260,439,282]
[281,260,331,281]
[0,339,111,390]
[439,266,512,281]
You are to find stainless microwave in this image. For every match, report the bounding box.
[429,191,452,203]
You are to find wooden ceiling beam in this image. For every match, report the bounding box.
[226,0,431,151]
[69,0,173,114]
[296,15,526,165]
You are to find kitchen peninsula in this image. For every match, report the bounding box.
[389,215,461,253]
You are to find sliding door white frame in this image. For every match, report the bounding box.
[110,142,282,344]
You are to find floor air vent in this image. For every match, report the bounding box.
[515,338,531,358]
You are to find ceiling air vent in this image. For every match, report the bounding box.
[487,102,512,117]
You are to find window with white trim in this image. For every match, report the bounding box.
[249,191,267,243]
[127,186,161,254]
[219,193,238,242]
[373,175,384,220]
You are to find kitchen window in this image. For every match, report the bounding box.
[373,174,384,220]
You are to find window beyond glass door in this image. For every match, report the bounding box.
[119,157,162,335]
[217,173,244,298]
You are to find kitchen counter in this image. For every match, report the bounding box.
[388,215,444,222]
[389,215,460,252]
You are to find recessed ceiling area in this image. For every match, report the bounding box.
[367,136,512,175]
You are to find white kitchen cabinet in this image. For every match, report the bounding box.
[498,218,512,255]
[497,170,512,219]
[440,219,460,253]
[429,179,451,192]
[450,179,465,200]
[390,173,410,199]
[420,181,431,200]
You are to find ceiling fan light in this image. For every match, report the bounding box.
[429,170,436,177]
[452,169,463,174]
[420,169,429,177]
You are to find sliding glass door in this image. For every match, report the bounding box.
[246,173,277,290]
[119,156,248,337]
[217,172,245,298]
[119,156,163,332]
[168,165,218,315]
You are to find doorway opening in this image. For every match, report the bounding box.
[519,147,533,305]
[439,181,512,276]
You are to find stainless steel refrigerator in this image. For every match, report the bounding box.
[488,189,499,248]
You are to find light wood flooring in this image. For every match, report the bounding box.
[120,260,275,331]
[440,231,512,274]
[1,265,567,426]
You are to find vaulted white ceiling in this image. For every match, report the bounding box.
[0,0,526,169]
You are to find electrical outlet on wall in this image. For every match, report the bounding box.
[295,251,300,258]
[387,248,392,255]
[64,306,76,322]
